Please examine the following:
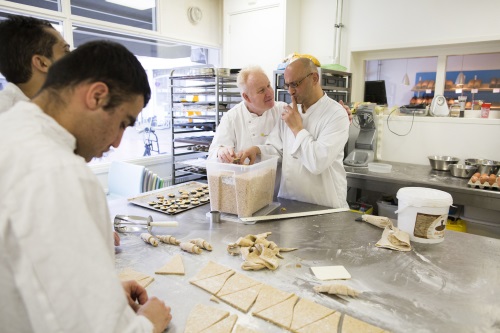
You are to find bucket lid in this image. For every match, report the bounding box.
[396,187,453,207]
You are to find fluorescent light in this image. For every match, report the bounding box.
[105,0,156,10]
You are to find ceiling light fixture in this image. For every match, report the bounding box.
[455,55,465,86]
[105,0,156,10]
[402,58,410,86]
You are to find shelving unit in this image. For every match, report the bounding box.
[273,68,352,105]
[169,66,241,185]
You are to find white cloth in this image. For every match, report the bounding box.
[258,94,349,208]
[0,82,29,113]
[0,102,153,332]
[207,101,287,160]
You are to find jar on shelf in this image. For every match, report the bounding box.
[449,100,460,117]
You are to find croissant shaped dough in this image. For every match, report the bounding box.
[314,284,361,297]
[140,233,159,247]
[180,242,202,254]
[157,234,180,245]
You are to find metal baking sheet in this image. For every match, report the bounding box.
[128,181,210,215]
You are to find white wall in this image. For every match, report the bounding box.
[346,0,500,53]
[158,0,222,48]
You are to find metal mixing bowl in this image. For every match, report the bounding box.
[448,164,478,178]
[428,156,460,171]
[466,159,500,175]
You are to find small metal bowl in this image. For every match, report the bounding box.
[428,155,460,171]
[467,159,500,175]
[448,164,478,178]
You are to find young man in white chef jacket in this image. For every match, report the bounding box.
[0,41,171,333]
[0,15,70,113]
[239,58,350,209]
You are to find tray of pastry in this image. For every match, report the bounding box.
[467,174,499,190]
[128,181,210,215]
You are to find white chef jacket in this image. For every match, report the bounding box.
[258,94,350,209]
[208,101,287,160]
[0,82,29,113]
[0,102,153,332]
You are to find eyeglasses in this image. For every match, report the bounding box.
[283,72,314,89]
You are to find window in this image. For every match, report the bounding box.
[0,2,221,167]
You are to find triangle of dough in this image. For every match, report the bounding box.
[290,298,335,331]
[296,312,341,333]
[184,303,229,333]
[190,261,233,282]
[342,315,387,333]
[216,272,261,297]
[253,295,299,329]
[251,284,294,314]
[219,284,263,313]
[154,254,185,275]
[200,313,238,333]
[191,270,235,295]
[234,325,262,333]
[118,268,154,288]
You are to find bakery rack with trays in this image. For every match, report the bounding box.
[128,181,210,215]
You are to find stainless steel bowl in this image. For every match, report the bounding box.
[478,161,500,175]
[467,159,500,175]
[428,155,460,171]
[448,164,478,178]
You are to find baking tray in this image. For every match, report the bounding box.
[128,181,210,215]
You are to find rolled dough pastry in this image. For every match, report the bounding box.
[140,233,158,247]
[157,234,180,245]
[190,238,213,251]
[118,268,154,288]
[184,303,229,333]
[180,242,202,254]
[155,254,185,275]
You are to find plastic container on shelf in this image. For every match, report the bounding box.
[460,215,500,239]
[396,187,453,244]
[481,103,491,118]
[377,201,398,219]
[206,155,278,217]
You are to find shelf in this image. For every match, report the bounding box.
[170,66,242,185]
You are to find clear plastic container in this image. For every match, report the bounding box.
[206,155,278,217]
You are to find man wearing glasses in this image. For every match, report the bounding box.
[239,57,350,209]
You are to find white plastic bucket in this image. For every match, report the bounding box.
[396,187,453,244]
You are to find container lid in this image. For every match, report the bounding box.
[396,187,453,207]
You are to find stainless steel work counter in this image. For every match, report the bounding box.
[345,161,500,211]
[109,195,500,333]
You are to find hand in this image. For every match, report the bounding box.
[238,146,260,165]
[137,297,172,333]
[114,231,120,246]
[122,280,148,312]
[217,146,236,163]
[282,96,303,136]
[339,100,353,123]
